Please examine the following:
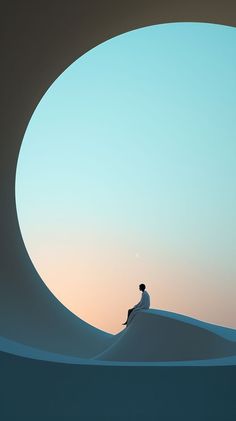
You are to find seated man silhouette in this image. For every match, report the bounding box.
[122,283,150,326]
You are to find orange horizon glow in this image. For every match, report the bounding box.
[27,239,236,334]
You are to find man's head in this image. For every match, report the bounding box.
[139,283,146,292]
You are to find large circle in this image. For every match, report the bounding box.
[16,22,236,334]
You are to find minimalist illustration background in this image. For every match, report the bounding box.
[1,2,236,420]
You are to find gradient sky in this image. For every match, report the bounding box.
[15,23,236,334]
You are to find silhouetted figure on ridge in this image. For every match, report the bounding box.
[122,283,150,326]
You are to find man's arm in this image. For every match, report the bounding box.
[133,294,144,309]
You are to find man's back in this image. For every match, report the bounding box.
[135,290,150,310]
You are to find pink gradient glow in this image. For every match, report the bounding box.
[26,231,236,334]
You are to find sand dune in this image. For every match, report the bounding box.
[1,309,235,365]
[94,309,236,362]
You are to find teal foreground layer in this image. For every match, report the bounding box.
[1,310,236,419]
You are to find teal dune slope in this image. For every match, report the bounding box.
[1,310,236,366]
[94,310,236,362]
